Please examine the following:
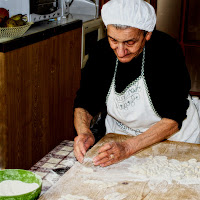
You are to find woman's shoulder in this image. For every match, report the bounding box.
[151,30,177,43]
[149,30,181,53]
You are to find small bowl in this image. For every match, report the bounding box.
[0,169,42,200]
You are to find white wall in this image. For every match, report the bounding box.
[0,0,30,18]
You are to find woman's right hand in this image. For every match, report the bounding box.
[74,133,95,163]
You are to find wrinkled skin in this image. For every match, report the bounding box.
[74,133,95,163]
[73,108,94,163]
[107,25,152,63]
[93,141,131,167]
[92,118,178,167]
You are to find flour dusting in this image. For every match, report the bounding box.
[76,156,200,186]
[84,180,117,189]
[81,166,94,173]
[58,194,92,200]
[49,155,200,200]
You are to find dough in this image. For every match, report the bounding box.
[0,180,39,196]
[58,194,92,200]
[128,156,200,184]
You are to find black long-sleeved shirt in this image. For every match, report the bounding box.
[74,30,191,128]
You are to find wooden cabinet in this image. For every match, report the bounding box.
[181,0,200,94]
[0,27,81,169]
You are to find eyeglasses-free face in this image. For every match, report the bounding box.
[107,25,152,63]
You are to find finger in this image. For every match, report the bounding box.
[74,143,84,163]
[100,159,114,167]
[77,135,90,155]
[98,142,113,153]
[73,150,84,163]
[94,156,110,166]
[74,137,86,163]
[93,151,116,166]
[79,140,87,156]
[106,149,115,155]
[94,142,115,163]
[93,151,110,165]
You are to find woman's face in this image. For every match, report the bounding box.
[107,25,151,63]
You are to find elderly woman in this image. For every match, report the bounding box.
[73,0,200,167]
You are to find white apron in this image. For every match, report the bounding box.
[105,47,200,144]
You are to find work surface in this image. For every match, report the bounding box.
[39,133,200,200]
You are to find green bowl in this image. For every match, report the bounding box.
[0,169,42,200]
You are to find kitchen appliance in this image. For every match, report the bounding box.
[62,0,102,68]
[29,0,63,22]
[0,0,65,22]
[69,0,99,17]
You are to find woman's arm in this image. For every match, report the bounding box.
[93,118,179,167]
[128,118,179,154]
[74,108,93,135]
[74,108,95,163]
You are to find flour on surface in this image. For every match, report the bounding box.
[104,192,127,200]
[81,157,95,173]
[81,166,94,173]
[147,180,169,192]
[60,155,200,200]
[58,194,92,200]
[0,180,39,196]
[84,179,117,189]
[77,156,200,186]
[83,157,93,163]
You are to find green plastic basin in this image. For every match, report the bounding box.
[0,169,42,200]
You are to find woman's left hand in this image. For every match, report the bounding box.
[93,141,132,167]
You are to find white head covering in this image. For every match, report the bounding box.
[101,0,156,32]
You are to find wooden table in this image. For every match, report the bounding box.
[39,133,200,200]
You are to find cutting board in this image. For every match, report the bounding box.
[39,133,200,200]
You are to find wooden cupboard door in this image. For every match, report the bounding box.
[152,0,200,94]
[185,47,200,92]
[2,28,81,169]
[183,0,200,94]
[184,0,200,42]
[156,0,182,40]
